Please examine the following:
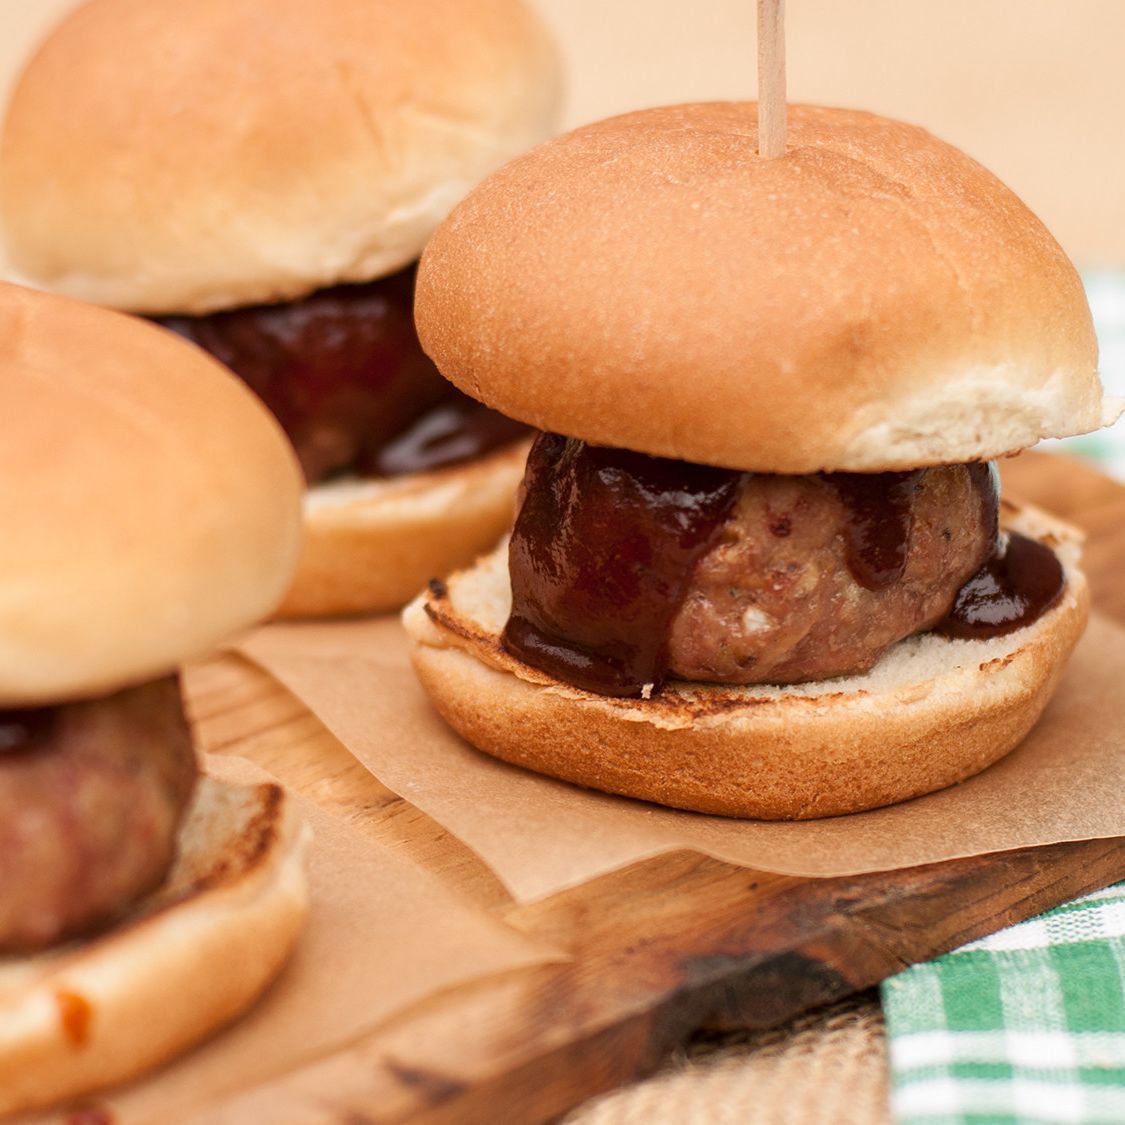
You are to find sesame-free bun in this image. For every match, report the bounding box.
[417,103,1118,473]
[0,283,303,705]
[0,0,561,315]
[403,502,1089,820]
[278,441,529,618]
[0,772,310,1116]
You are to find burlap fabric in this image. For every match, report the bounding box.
[567,992,890,1124]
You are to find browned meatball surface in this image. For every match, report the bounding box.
[0,676,196,952]
[667,465,997,683]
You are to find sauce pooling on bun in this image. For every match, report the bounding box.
[937,532,1064,639]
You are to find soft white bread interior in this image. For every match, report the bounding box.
[417,103,1118,472]
[0,0,562,314]
[279,441,529,618]
[0,283,303,705]
[403,501,1089,820]
[0,774,310,1116]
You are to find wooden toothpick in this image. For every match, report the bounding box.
[757,0,787,158]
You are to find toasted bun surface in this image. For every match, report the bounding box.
[0,0,561,314]
[0,284,303,705]
[0,773,310,1116]
[404,503,1089,820]
[417,103,1116,472]
[279,441,529,618]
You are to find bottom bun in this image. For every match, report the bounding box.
[277,442,529,618]
[403,501,1089,820]
[0,773,310,1115]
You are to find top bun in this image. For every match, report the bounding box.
[0,283,303,706]
[0,0,561,315]
[416,103,1116,473]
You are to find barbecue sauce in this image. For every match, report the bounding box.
[0,707,56,755]
[821,462,999,592]
[502,435,741,697]
[371,393,529,477]
[503,444,1059,698]
[56,988,93,1047]
[65,1108,114,1125]
[821,471,924,590]
[931,461,1064,639]
[937,531,1064,639]
[158,266,527,484]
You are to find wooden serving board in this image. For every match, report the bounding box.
[183,451,1125,1124]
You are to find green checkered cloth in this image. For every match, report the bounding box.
[881,273,1125,1124]
[881,882,1125,1124]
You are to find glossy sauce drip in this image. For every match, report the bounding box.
[371,394,529,477]
[937,531,1064,639]
[0,707,56,755]
[502,435,742,697]
[158,266,528,484]
[56,989,94,1047]
[821,471,923,590]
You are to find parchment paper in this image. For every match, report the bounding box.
[239,614,1125,903]
[34,755,560,1124]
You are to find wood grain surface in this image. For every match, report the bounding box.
[169,450,1125,1123]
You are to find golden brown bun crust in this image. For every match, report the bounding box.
[0,0,561,314]
[403,503,1089,819]
[0,774,309,1116]
[0,283,303,705]
[417,103,1114,472]
[278,442,529,618]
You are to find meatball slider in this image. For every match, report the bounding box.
[404,103,1119,820]
[0,0,561,616]
[0,283,307,1113]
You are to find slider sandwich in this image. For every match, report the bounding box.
[0,0,561,616]
[0,283,307,1113]
[405,104,1120,819]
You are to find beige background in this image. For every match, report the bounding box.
[1,0,1122,263]
[537,0,1125,266]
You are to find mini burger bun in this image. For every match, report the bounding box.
[0,283,303,706]
[0,772,310,1116]
[403,502,1089,820]
[417,103,1119,473]
[0,0,562,315]
[278,441,530,618]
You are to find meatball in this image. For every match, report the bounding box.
[0,676,196,952]
[667,465,996,683]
